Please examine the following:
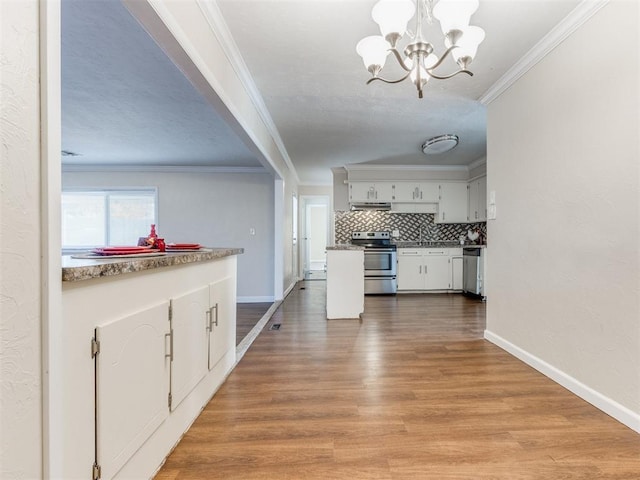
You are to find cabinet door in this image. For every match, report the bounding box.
[208,276,236,370]
[393,183,422,202]
[424,255,451,290]
[477,177,487,221]
[374,182,394,202]
[468,177,487,222]
[468,180,478,222]
[397,252,424,290]
[437,182,468,223]
[349,182,393,202]
[349,182,375,202]
[451,256,463,290]
[170,286,210,411]
[96,302,170,480]
[418,182,440,203]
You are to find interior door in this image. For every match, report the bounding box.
[208,276,236,370]
[95,302,170,480]
[170,286,210,411]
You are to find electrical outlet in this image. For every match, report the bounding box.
[392,229,400,238]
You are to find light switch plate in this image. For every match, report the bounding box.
[488,204,497,220]
[489,190,496,204]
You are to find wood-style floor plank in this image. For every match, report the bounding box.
[236,302,272,345]
[156,282,640,479]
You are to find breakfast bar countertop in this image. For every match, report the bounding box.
[62,247,244,282]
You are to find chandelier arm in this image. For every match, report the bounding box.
[366,71,413,85]
[426,69,473,80]
[426,45,459,71]
[389,48,412,72]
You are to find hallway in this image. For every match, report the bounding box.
[156,282,640,479]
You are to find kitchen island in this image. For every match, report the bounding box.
[326,245,364,319]
[60,248,243,480]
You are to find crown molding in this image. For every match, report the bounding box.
[62,164,267,174]
[196,0,300,185]
[344,164,470,172]
[468,157,487,170]
[479,0,610,105]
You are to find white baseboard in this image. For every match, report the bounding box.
[484,330,640,433]
[283,279,298,299]
[237,296,275,303]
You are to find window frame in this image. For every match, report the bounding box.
[61,187,158,252]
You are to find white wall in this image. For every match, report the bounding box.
[486,0,640,430]
[0,1,43,477]
[63,170,275,301]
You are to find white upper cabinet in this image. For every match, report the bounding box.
[436,182,468,223]
[392,182,440,203]
[349,182,394,202]
[468,176,487,222]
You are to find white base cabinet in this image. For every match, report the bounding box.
[397,248,463,291]
[170,286,210,411]
[96,302,170,480]
[61,255,238,480]
[208,276,236,370]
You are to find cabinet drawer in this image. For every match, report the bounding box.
[398,250,422,256]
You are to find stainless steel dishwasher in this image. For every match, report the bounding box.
[463,247,483,296]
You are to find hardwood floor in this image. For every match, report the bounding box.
[156,281,640,479]
[236,302,273,346]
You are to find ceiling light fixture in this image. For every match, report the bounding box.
[356,0,485,98]
[422,134,459,154]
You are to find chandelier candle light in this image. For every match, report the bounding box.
[356,0,484,98]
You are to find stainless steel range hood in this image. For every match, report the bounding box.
[350,202,392,211]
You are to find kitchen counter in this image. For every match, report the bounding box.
[326,248,364,319]
[394,241,486,248]
[62,247,244,282]
[326,244,365,251]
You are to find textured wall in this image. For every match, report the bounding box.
[486,0,640,419]
[0,0,43,477]
[335,211,486,244]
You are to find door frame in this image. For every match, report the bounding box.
[299,195,330,278]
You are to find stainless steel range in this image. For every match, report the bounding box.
[351,231,397,295]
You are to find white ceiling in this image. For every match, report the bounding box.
[61,0,262,169]
[61,0,581,184]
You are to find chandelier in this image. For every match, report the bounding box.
[356,0,485,98]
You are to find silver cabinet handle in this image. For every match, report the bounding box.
[419,265,422,274]
[165,330,174,361]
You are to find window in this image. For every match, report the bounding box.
[62,189,157,248]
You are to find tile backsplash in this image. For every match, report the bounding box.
[334,211,487,244]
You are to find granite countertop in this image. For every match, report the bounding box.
[326,244,365,251]
[62,247,244,282]
[393,241,486,248]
